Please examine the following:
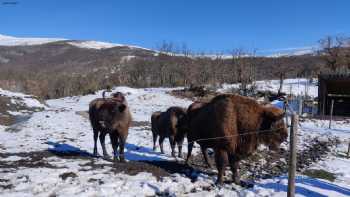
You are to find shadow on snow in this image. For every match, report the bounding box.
[256,176,350,197]
[46,141,208,182]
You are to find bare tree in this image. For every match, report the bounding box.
[231,49,257,96]
[318,36,348,71]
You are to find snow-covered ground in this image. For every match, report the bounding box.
[0,82,350,196]
[219,78,318,98]
[0,88,46,110]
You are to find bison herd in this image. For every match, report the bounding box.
[88,91,288,185]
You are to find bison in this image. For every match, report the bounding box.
[89,93,132,162]
[151,107,187,158]
[177,101,213,168]
[151,111,162,151]
[177,94,288,185]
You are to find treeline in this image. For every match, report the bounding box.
[0,53,323,99]
[0,36,349,99]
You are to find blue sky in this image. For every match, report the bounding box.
[1,0,349,54]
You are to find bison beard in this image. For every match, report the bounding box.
[182,94,288,185]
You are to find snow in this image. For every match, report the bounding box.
[68,41,123,49]
[247,176,350,197]
[0,88,46,110]
[0,34,65,46]
[0,84,350,196]
[67,41,153,51]
[219,78,318,98]
[264,46,316,57]
[0,34,154,52]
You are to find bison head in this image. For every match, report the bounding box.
[111,92,126,103]
[109,103,127,118]
[259,106,288,151]
[100,101,127,122]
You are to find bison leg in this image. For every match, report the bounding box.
[228,154,240,185]
[93,130,99,156]
[201,147,212,168]
[214,148,228,185]
[109,133,119,160]
[152,132,158,151]
[159,136,165,154]
[177,138,184,158]
[99,132,109,158]
[169,136,176,158]
[185,142,194,164]
[118,136,126,162]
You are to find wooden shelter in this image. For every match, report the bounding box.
[318,73,350,116]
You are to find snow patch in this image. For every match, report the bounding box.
[219,78,318,98]
[68,41,123,49]
[0,34,65,46]
[0,88,46,109]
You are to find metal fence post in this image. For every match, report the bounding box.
[298,97,303,116]
[329,99,334,129]
[347,141,350,159]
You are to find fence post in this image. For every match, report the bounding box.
[347,141,350,159]
[284,100,289,126]
[329,99,334,129]
[288,113,298,197]
[298,97,303,116]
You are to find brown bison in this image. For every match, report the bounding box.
[151,107,187,158]
[177,94,288,185]
[89,93,132,162]
[177,101,213,168]
[151,111,162,151]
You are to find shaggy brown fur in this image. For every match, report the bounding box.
[102,90,127,104]
[89,97,132,162]
[151,107,187,158]
[151,111,162,151]
[111,92,127,104]
[177,101,213,168]
[179,94,288,185]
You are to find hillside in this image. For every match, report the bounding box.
[0,34,325,99]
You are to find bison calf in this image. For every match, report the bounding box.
[151,107,186,158]
[89,95,131,162]
[177,101,213,168]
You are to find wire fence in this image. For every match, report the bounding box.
[184,127,286,145]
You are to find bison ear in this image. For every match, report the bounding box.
[118,104,126,112]
[264,106,285,121]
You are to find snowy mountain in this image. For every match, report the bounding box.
[0,34,151,51]
[264,46,316,57]
[0,34,65,46]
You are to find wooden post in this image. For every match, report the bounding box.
[288,113,298,197]
[329,99,334,129]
